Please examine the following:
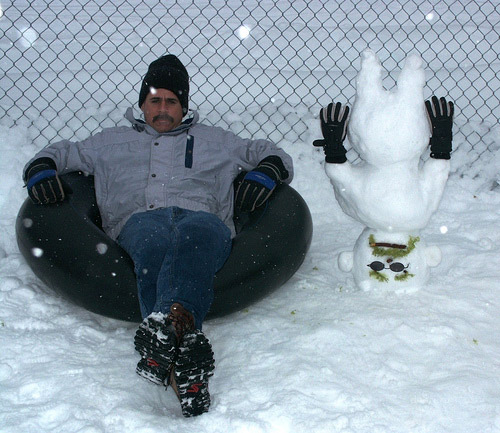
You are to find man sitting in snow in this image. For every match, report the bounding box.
[22,54,293,417]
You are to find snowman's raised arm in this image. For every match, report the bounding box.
[425,96,454,160]
[313,102,350,164]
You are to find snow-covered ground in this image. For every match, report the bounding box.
[1,1,500,432]
[1,101,499,433]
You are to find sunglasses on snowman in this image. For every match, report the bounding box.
[368,261,409,272]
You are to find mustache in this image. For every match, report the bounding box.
[152,113,174,123]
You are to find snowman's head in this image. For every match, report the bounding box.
[348,49,430,166]
[364,234,419,285]
[351,229,441,292]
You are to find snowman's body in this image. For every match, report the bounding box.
[328,49,450,291]
[328,159,448,232]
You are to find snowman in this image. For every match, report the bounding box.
[314,49,454,291]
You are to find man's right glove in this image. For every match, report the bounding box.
[425,96,454,160]
[24,157,66,204]
[313,102,350,163]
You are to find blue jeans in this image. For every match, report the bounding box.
[117,207,232,329]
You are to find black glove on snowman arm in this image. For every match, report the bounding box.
[425,96,454,160]
[313,102,350,163]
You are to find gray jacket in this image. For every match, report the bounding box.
[24,108,294,239]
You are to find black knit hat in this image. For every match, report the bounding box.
[138,54,189,114]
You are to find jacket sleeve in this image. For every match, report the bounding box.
[226,131,294,184]
[23,133,102,179]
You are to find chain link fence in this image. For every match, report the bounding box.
[1,0,499,165]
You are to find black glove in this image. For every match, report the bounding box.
[313,102,350,163]
[234,155,289,213]
[24,157,66,204]
[425,96,454,160]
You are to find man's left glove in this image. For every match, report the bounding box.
[24,157,66,204]
[234,155,289,213]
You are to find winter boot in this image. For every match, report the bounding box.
[134,303,196,385]
[134,312,176,384]
[135,356,170,385]
[169,329,215,417]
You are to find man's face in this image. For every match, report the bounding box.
[140,88,184,133]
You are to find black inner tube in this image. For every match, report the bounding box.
[16,172,313,322]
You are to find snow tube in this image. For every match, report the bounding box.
[16,172,312,322]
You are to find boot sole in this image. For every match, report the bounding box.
[136,357,169,386]
[134,315,177,372]
[174,330,215,417]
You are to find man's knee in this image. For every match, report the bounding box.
[183,212,230,243]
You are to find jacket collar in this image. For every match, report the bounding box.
[125,107,199,136]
